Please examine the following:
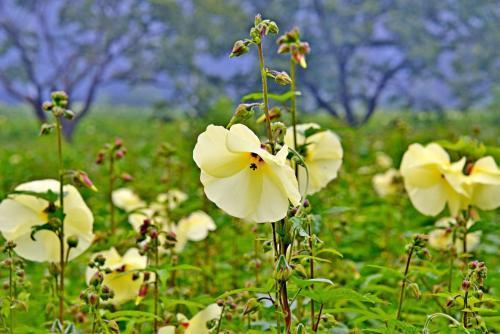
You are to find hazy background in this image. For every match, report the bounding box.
[0,0,499,138]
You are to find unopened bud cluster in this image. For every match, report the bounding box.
[40,91,74,135]
[230,14,279,58]
[277,27,311,68]
[81,256,115,307]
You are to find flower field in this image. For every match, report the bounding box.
[0,15,499,334]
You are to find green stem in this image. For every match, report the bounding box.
[290,60,298,164]
[279,221,292,334]
[8,250,13,334]
[308,224,315,331]
[56,117,65,325]
[154,240,159,333]
[216,303,226,334]
[463,290,469,328]
[396,245,414,320]
[257,42,274,151]
[109,154,116,233]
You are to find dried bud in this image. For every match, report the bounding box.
[66,235,79,248]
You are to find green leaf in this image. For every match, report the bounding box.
[300,287,379,305]
[104,310,158,321]
[242,91,301,103]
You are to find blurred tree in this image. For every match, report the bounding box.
[0,0,157,139]
[247,0,500,124]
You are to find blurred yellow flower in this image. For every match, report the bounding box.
[284,123,343,195]
[0,179,94,262]
[112,188,145,212]
[86,247,147,305]
[158,303,222,334]
[428,217,481,253]
[375,151,393,169]
[400,143,469,216]
[175,211,216,252]
[372,168,401,197]
[156,189,188,210]
[193,124,300,222]
[465,156,500,211]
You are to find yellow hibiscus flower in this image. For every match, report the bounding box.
[0,179,94,262]
[175,211,216,252]
[284,123,343,195]
[158,303,222,334]
[372,168,401,197]
[86,247,147,305]
[112,188,145,212]
[465,156,500,211]
[400,143,469,216]
[193,124,300,223]
[428,217,481,253]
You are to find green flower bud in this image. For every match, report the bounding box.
[51,91,69,107]
[274,71,292,86]
[63,109,75,120]
[42,101,54,111]
[40,123,55,136]
[268,21,279,34]
[51,106,65,117]
[66,235,79,248]
[230,40,250,58]
[273,255,292,282]
[90,272,104,287]
[272,122,287,143]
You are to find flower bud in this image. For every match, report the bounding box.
[2,259,12,267]
[95,152,105,165]
[90,272,104,287]
[273,255,292,282]
[88,292,99,306]
[51,91,69,107]
[115,150,125,159]
[149,228,158,240]
[271,122,287,143]
[42,101,54,111]
[254,14,262,25]
[138,284,148,297]
[80,291,88,303]
[94,254,106,266]
[470,260,479,269]
[69,225,85,245]
[74,171,98,192]
[40,123,55,136]
[216,299,224,307]
[230,40,249,58]
[461,279,470,291]
[114,137,123,148]
[121,173,134,182]
[63,109,75,120]
[267,21,279,34]
[52,106,65,117]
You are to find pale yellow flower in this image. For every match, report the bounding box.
[156,189,188,210]
[375,151,393,169]
[428,217,481,253]
[175,211,216,252]
[372,168,401,197]
[112,188,145,212]
[284,123,343,195]
[0,179,94,262]
[465,156,500,211]
[86,247,147,305]
[158,304,222,334]
[400,143,469,216]
[193,124,300,223]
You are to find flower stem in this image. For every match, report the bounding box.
[463,290,469,328]
[153,240,159,333]
[257,42,274,151]
[8,250,14,334]
[289,60,298,161]
[216,303,226,334]
[108,154,116,233]
[396,245,414,320]
[56,116,65,325]
[308,224,316,331]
